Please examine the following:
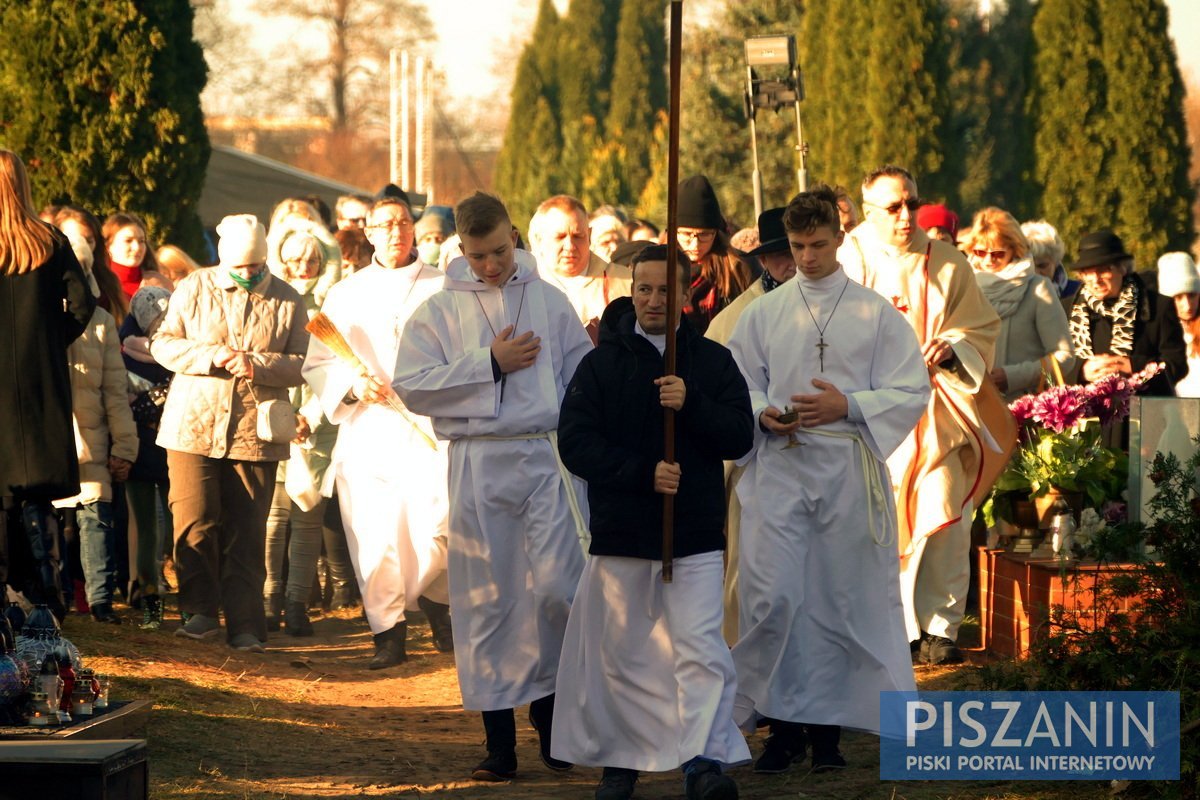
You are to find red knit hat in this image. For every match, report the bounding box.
[916,204,958,239]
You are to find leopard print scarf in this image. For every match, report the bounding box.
[1069,276,1138,358]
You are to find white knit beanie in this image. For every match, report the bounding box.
[217,214,268,268]
[1157,251,1200,298]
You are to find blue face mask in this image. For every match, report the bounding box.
[418,241,442,266]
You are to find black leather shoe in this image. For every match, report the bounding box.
[417,595,454,653]
[368,623,407,669]
[812,750,847,773]
[754,733,806,774]
[685,762,738,800]
[90,603,121,625]
[470,750,517,781]
[922,633,964,665]
[809,724,847,773]
[595,766,638,800]
[528,705,572,771]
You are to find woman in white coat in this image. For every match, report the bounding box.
[960,208,1074,401]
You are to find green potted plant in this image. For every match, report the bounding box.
[987,363,1161,530]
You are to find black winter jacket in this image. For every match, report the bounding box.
[1065,272,1187,396]
[558,296,753,560]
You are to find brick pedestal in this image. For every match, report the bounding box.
[977,547,1141,658]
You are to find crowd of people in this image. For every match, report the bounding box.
[1,142,1196,800]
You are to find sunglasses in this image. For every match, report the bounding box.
[866,198,922,216]
[971,248,1009,262]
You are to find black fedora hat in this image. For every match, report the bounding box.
[1073,231,1132,271]
[746,207,789,257]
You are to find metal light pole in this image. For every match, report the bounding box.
[400,50,411,192]
[744,35,808,214]
[415,54,426,194]
[744,59,765,220]
[389,49,399,185]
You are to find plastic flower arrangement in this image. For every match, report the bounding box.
[994,363,1163,507]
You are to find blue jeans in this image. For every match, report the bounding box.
[76,501,117,607]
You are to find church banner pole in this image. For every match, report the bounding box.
[662,0,683,584]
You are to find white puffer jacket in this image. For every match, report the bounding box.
[53,307,139,507]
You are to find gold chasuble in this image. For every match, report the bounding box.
[839,226,1001,560]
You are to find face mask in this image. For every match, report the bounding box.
[229,269,266,291]
[418,242,442,266]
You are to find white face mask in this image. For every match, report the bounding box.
[417,241,442,266]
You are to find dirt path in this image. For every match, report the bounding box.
[58,604,1090,800]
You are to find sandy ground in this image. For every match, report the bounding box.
[49,600,1093,800]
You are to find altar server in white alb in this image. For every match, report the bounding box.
[726,186,930,774]
[302,194,451,670]
[392,192,592,783]
[553,245,754,800]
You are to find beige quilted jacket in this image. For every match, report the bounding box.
[151,267,309,462]
[52,307,139,507]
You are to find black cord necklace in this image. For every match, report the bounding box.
[796,276,851,372]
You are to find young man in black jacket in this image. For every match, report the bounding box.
[553,245,753,800]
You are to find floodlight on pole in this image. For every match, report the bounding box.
[743,34,809,218]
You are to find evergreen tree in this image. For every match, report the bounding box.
[1029,0,1113,259]
[604,0,668,206]
[558,0,624,129]
[862,0,954,203]
[943,0,994,215]
[674,23,758,227]
[559,114,604,201]
[0,0,210,253]
[495,0,563,229]
[557,0,623,187]
[636,110,670,223]
[944,0,1036,218]
[582,139,627,211]
[801,0,873,195]
[1100,0,1194,267]
[982,0,1036,217]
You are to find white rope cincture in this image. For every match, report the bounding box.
[795,427,894,548]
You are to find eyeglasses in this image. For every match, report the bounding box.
[865,198,922,216]
[366,220,413,234]
[971,248,1009,262]
[677,228,716,243]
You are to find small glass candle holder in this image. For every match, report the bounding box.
[93,674,110,710]
[71,681,95,717]
[27,690,55,727]
[36,672,62,713]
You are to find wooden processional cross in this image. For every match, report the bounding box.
[661,0,683,583]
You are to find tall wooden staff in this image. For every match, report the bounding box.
[662,0,683,584]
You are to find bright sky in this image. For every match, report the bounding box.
[425,0,1200,103]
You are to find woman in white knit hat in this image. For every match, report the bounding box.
[150,214,310,652]
[1158,251,1200,397]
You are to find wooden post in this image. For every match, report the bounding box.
[662,0,683,584]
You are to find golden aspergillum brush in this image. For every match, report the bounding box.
[306,313,438,450]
